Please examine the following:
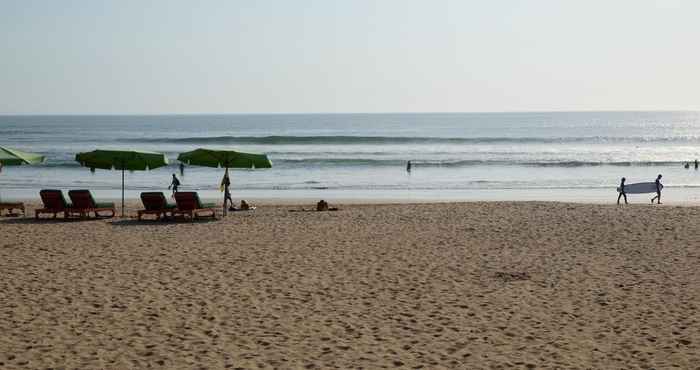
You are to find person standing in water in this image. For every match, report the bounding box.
[168,173,181,198]
[650,174,663,204]
[617,177,627,205]
[406,160,412,173]
[695,159,698,170]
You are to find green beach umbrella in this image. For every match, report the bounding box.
[0,147,46,202]
[75,150,169,217]
[177,148,272,169]
[0,147,45,166]
[177,148,272,215]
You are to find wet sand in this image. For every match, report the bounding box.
[1,201,700,369]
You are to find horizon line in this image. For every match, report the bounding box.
[1,109,699,117]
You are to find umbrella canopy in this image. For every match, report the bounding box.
[0,147,45,202]
[0,147,45,166]
[177,148,271,216]
[177,148,272,169]
[75,150,169,217]
[76,150,168,171]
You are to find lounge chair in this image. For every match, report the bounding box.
[67,190,115,218]
[173,192,216,220]
[0,202,25,216]
[35,190,72,219]
[137,192,176,220]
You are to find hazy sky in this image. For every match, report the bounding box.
[1,0,699,114]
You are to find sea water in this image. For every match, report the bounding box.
[1,112,700,203]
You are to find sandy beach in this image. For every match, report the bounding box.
[1,201,700,369]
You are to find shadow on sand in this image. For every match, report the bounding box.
[2,214,220,226]
[109,217,219,227]
[0,216,107,225]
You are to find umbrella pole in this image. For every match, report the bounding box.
[121,167,125,218]
[223,167,227,217]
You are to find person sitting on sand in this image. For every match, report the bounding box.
[240,200,250,210]
[685,163,690,169]
[617,177,627,205]
[315,200,338,211]
[651,174,663,204]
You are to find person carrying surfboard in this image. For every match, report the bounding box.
[617,177,627,205]
[651,174,663,204]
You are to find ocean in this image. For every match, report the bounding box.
[2,111,700,203]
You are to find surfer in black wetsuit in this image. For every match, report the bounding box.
[650,174,662,204]
[617,177,627,205]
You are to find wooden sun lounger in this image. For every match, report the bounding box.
[137,192,176,220]
[35,190,72,219]
[68,190,116,218]
[0,202,25,216]
[173,192,216,220]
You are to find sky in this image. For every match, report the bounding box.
[1,0,699,114]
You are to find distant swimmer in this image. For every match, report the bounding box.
[617,177,627,205]
[650,174,663,204]
[406,160,412,173]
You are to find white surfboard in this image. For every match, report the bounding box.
[617,182,663,194]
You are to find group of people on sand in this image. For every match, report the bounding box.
[617,174,663,205]
[618,159,700,204]
[167,169,250,211]
[165,159,673,207]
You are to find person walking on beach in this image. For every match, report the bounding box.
[168,173,180,198]
[221,168,233,211]
[406,160,412,173]
[617,177,627,205]
[695,159,698,170]
[650,174,663,204]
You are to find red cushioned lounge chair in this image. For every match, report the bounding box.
[0,202,24,216]
[68,189,115,218]
[137,192,176,220]
[35,189,72,219]
[173,192,216,220]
